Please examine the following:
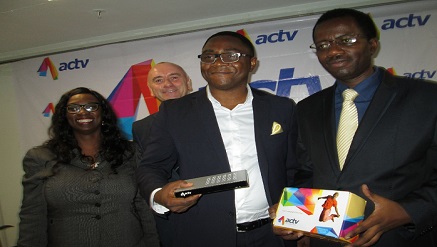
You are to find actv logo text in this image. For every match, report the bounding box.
[37,57,90,80]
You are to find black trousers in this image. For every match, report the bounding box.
[236,223,296,247]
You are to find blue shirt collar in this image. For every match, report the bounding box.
[335,67,383,102]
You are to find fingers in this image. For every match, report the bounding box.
[178,181,194,188]
[344,184,375,240]
[362,232,384,247]
[155,180,200,213]
[273,227,304,240]
[346,229,383,247]
[268,203,279,219]
[346,184,412,245]
[168,194,201,213]
[297,236,310,247]
[361,184,376,203]
[345,208,375,240]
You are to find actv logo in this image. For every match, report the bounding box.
[386,67,435,80]
[236,28,299,45]
[42,103,55,117]
[38,57,59,80]
[381,13,430,30]
[277,216,300,225]
[277,216,285,225]
[255,29,298,45]
[37,57,90,80]
[403,69,436,80]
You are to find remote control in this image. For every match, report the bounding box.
[174,170,249,198]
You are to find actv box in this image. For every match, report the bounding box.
[273,187,366,244]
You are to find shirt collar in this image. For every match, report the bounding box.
[335,66,383,101]
[206,84,253,106]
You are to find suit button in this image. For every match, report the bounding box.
[95,203,101,207]
[94,190,100,195]
[94,215,101,220]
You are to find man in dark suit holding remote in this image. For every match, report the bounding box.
[137,31,300,247]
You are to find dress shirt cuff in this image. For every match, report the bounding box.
[150,188,170,214]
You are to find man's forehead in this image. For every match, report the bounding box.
[150,66,183,76]
[203,36,247,50]
[316,17,358,31]
[152,72,183,78]
[202,47,243,54]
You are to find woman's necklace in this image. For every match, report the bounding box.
[90,161,100,169]
[82,154,100,170]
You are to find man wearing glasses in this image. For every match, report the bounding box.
[274,8,437,247]
[137,31,300,247]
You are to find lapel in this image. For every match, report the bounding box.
[252,89,271,179]
[193,89,231,171]
[252,88,275,203]
[321,86,342,176]
[344,71,398,170]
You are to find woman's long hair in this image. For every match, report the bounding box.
[45,87,133,172]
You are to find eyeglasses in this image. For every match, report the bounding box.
[66,103,100,113]
[310,34,366,52]
[198,52,251,64]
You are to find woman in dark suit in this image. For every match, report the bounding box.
[17,87,159,247]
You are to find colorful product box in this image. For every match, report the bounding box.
[274,187,367,243]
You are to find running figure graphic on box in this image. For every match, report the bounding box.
[318,192,340,222]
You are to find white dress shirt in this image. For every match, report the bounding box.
[207,85,270,224]
[151,85,270,223]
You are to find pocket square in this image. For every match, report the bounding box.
[271,121,283,135]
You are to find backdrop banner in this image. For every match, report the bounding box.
[11,1,437,152]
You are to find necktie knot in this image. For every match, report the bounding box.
[342,89,359,102]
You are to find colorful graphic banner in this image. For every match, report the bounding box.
[10,1,437,151]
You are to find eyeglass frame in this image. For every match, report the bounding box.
[197,52,252,64]
[66,103,100,113]
[309,34,367,52]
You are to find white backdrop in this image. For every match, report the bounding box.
[11,1,437,152]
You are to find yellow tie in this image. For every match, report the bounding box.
[337,89,359,170]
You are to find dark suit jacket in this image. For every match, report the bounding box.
[132,114,156,160]
[132,114,178,247]
[295,68,437,246]
[133,114,180,182]
[136,87,299,247]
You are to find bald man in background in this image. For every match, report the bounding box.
[132,62,193,246]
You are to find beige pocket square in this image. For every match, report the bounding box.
[271,121,283,135]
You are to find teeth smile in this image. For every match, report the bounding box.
[77,119,93,123]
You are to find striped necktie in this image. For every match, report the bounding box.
[337,89,359,170]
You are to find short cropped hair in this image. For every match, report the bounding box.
[313,8,379,41]
[202,31,256,57]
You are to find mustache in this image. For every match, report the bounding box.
[326,54,348,63]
